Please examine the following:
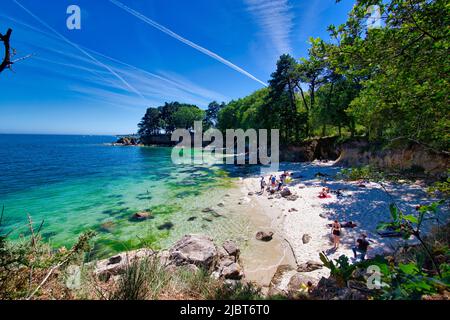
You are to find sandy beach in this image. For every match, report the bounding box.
[238,161,449,286]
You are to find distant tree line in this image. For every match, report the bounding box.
[138,101,225,136]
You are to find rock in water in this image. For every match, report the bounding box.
[256,231,274,241]
[131,211,152,221]
[169,234,218,269]
[302,234,312,244]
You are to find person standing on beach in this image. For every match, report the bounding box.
[352,233,369,260]
[331,220,341,249]
[260,176,266,194]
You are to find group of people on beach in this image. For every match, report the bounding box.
[258,171,371,261]
[331,219,370,260]
[259,171,292,194]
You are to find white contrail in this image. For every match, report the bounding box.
[109,0,267,87]
[13,0,146,100]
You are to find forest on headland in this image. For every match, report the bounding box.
[137,0,449,152]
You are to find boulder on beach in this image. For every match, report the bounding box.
[222,240,240,258]
[297,260,323,272]
[285,195,299,201]
[256,231,274,242]
[94,249,154,281]
[280,188,292,197]
[302,234,312,244]
[168,234,218,269]
[216,256,243,280]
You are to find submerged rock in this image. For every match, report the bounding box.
[130,211,152,221]
[157,222,174,230]
[99,221,115,233]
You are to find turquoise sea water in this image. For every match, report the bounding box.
[0,134,252,258]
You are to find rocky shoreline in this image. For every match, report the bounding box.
[93,234,244,285]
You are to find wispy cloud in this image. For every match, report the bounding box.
[108,0,267,87]
[245,0,294,56]
[1,13,229,110]
[13,0,146,100]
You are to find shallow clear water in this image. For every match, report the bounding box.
[0,134,253,258]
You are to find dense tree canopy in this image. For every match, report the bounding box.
[215,0,449,149]
[138,102,205,135]
[138,0,448,151]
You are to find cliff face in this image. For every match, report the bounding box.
[281,136,341,162]
[335,139,449,176]
[282,137,449,176]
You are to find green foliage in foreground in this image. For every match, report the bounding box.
[0,208,96,299]
[428,171,450,198]
[0,208,264,300]
[321,199,449,300]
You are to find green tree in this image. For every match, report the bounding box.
[268,54,303,142]
[138,107,161,136]
[204,101,225,129]
[172,105,205,130]
[328,0,449,149]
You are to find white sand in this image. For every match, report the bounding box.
[239,160,449,283]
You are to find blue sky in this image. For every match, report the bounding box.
[0,0,355,135]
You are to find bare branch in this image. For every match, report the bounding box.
[0,28,13,73]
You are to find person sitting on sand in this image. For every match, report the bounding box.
[319,187,331,198]
[352,233,369,261]
[331,220,341,249]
